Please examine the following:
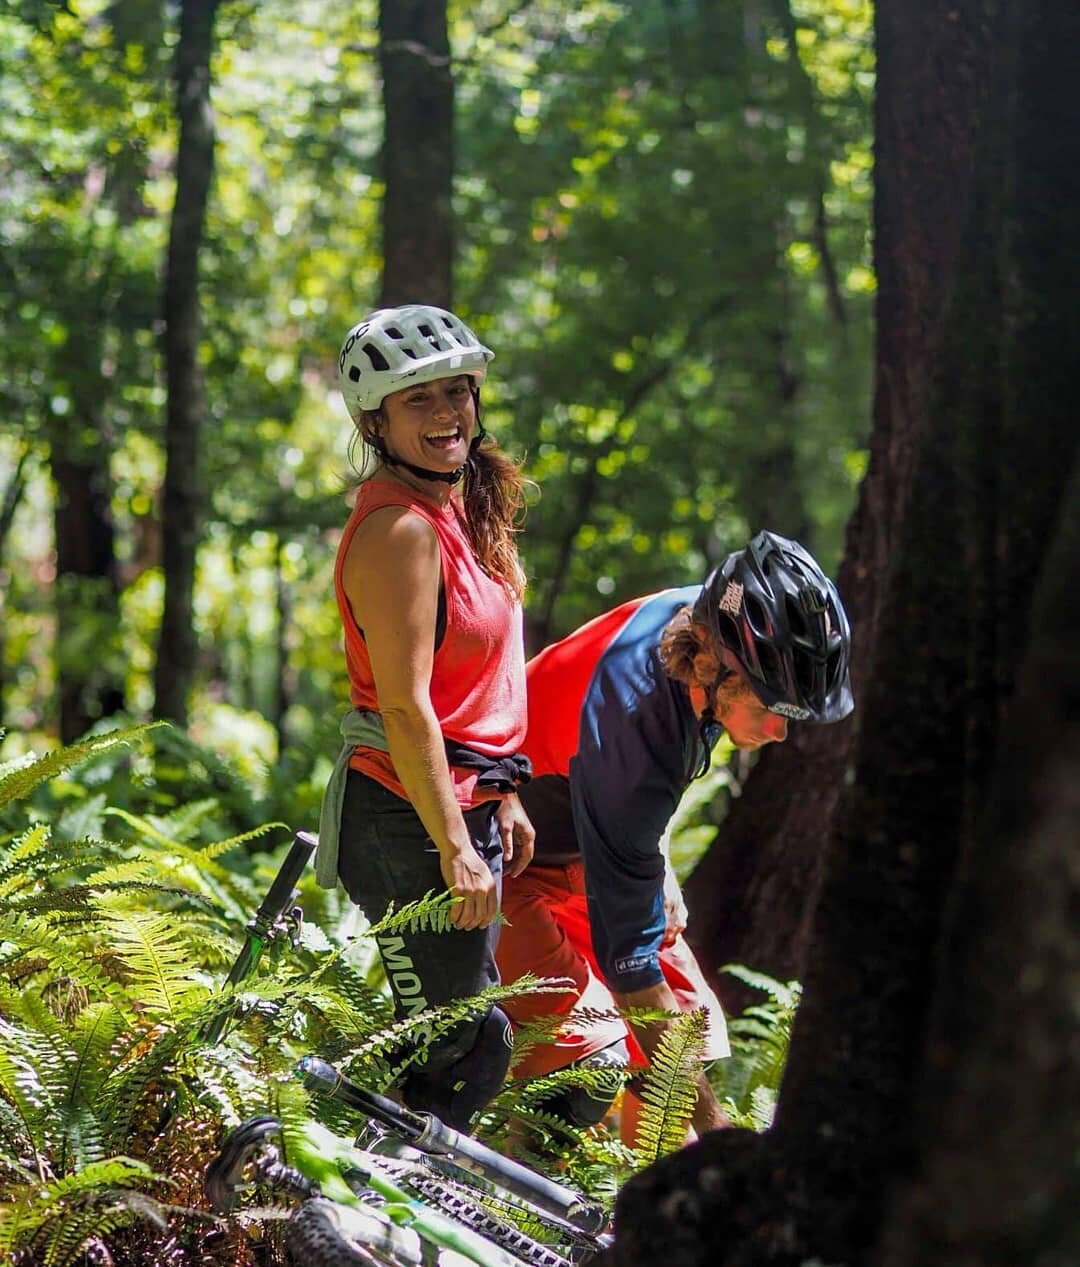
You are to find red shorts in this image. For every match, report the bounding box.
[496,862,729,1079]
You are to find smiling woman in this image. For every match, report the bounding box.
[315,304,535,1134]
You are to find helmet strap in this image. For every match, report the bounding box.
[380,450,466,486]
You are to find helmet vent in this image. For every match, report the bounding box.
[757,641,782,678]
[348,366,361,382]
[418,323,448,349]
[793,647,815,691]
[745,594,770,635]
[385,326,404,339]
[362,342,389,371]
[785,595,808,639]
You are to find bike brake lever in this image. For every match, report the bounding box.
[203,1115,286,1213]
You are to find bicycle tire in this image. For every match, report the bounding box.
[369,1154,583,1267]
[286,1197,424,1267]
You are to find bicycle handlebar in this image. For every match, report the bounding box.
[203,830,318,1043]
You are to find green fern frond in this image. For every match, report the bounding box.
[96,909,208,1020]
[0,1156,159,1262]
[516,1059,629,1112]
[101,813,288,920]
[721,963,800,1010]
[56,1003,128,1171]
[0,1027,54,1172]
[0,823,52,889]
[709,965,800,1128]
[0,1090,34,1161]
[97,1028,188,1156]
[53,793,109,846]
[747,1083,777,1131]
[633,1008,708,1169]
[366,889,461,936]
[0,995,126,1171]
[0,725,165,812]
[338,978,543,1086]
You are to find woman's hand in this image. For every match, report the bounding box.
[495,793,535,878]
[441,846,498,931]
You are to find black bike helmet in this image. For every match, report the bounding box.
[692,530,853,723]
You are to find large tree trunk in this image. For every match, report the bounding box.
[154,0,220,725]
[875,484,1080,1262]
[874,2,1080,1258]
[605,0,1080,1263]
[684,0,990,1008]
[378,0,453,309]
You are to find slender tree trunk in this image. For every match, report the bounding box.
[52,452,125,742]
[272,535,291,753]
[0,446,30,727]
[50,300,127,743]
[604,1,1080,1264]
[154,0,220,725]
[378,0,453,308]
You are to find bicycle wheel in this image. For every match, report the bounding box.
[365,1148,593,1267]
[286,1198,425,1267]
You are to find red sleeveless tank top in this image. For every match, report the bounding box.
[334,478,527,806]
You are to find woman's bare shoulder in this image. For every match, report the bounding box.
[343,503,440,587]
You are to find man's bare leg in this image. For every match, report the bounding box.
[614,981,732,1137]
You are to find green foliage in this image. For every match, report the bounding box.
[0,1157,164,1267]
[632,1007,710,1167]
[1,0,871,749]
[712,965,802,1130]
[0,724,163,815]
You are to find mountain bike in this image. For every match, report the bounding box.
[202,831,614,1266]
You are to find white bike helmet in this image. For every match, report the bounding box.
[338,304,494,421]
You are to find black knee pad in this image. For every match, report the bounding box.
[401,1006,513,1132]
[536,1039,629,1129]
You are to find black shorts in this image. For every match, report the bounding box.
[337,769,504,1018]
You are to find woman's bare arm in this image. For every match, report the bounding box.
[342,505,497,930]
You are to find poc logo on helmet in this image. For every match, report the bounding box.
[339,323,370,373]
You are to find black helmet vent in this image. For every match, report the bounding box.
[757,641,782,679]
[785,594,808,640]
[793,647,815,693]
[362,342,389,372]
[745,594,770,636]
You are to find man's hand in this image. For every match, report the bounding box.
[662,865,688,947]
[495,793,535,878]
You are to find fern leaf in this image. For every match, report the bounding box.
[633,1008,708,1169]
[366,889,461,936]
[0,725,165,811]
[97,909,207,1019]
